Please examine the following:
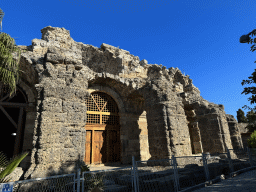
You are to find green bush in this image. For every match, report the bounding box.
[247,130,256,148]
[80,164,105,192]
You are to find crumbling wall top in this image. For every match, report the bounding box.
[41,26,72,42]
[17,26,204,99]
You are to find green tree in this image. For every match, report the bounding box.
[0,8,29,184]
[0,32,22,97]
[236,108,247,123]
[248,130,256,148]
[246,110,256,123]
[245,110,256,132]
[241,69,256,112]
[241,31,256,112]
[0,8,24,98]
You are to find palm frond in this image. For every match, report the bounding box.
[0,152,28,183]
[0,151,8,168]
[0,32,21,97]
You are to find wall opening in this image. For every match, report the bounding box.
[84,91,121,165]
[0,86,28,161]
[184,105,203,154]
[138,110,151,161]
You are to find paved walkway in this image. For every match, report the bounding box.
[87,163,132,171]
[192,169,256,192]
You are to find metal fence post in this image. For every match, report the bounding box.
[247,147,254,167]
[73,173,77,192]
[226,148,234,176]
[77,168,81,192]
[172,155,180,192]
[202,153,210,183]
[81,171,84,192]
[132,156,139,192]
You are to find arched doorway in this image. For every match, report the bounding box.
[0,86,28,161]
[84,91,121,165]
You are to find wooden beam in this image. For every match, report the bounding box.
[0,105,17,128]
[86,111,118,116]
[92,95,101,112]
[0,102,28,108]
[101,101,108,112]
[92,130,94,164]
[0,94,9,102]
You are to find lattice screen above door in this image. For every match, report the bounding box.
[86,92,119,125]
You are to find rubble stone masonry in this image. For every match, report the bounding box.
[5,26,243,179]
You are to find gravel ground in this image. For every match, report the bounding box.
[192,169,256,192]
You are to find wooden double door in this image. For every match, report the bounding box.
[84,125,120,165]
[84,91,121,165]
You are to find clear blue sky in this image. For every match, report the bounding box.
[1,0,256,121]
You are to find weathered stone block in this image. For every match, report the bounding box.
[42,97,62,112]
[62,101,86,113]
[60,148,79,162]
[44,62,58,78]
[64,139,74,148]
[3,167,24,182]
[46,53,65,64]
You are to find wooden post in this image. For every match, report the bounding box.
[13,107,24,157]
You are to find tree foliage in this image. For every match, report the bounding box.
[246,110,256,123]
[248,130,256,148]
[236,108,247,123]
[0,8,25,98]
[240,31,256,132]
[0,32,22,97]
[236,108,256,132]
[245,110,256,132]
[241,31,256,112]
[241,69,256,112]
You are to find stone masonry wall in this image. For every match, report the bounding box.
[226,114,243,149]
[11,26,244,178]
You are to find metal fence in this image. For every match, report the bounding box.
[80,166,133,192]
[0,166,134,192]
[1,147,256,192]
[0,173,76,192]
[133,147,256,192]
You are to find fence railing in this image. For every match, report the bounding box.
[133,147,256,192]
[1,147,256,192]
[0,172,76,192]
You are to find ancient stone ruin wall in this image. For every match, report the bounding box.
[226,114,243,149]
[181,91,236,154]
[237,123,252,148]
[238,123,249,133]
[11,26,243,179]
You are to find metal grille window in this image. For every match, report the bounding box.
[86,92,119,125]
[102,115,119,125]
[86,114,100,124]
